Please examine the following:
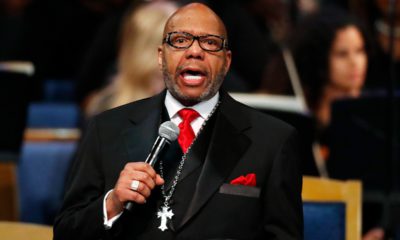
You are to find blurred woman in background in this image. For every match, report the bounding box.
[259,7,371,158]
[290,8,370,129]
[84,1,178,118]
[290,8,385,240]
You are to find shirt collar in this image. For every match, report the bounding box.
[164,91,219,119]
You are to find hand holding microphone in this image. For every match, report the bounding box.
[106,121,179,216]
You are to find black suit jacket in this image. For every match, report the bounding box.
[54,91,303,240]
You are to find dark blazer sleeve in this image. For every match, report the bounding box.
[53,118,110,240]
[263,128,304,239]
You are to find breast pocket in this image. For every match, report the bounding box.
[219,184,260,198]
[200,183,262,236]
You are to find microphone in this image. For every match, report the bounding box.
[125,121,179,211]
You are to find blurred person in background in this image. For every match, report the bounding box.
[292,8,369,130]
[258,5,371,177]
[288,8,385,240]
[83,1,178,118]
[259,7,370,152]
[261,7,371,130]
[75,0,140,104]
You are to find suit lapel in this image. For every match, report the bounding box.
[122,92,165,164]
[178,93,251,229]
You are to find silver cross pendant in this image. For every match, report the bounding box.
[157,206,174,231]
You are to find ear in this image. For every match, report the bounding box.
[158,46,164,70]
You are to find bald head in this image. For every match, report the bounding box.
[164,3,228,40]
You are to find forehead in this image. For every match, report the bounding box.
[165,8,226,36]
[334,26,363,42]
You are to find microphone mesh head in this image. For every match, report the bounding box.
[159,121,180,142]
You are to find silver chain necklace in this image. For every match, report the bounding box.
[156,101,220,231]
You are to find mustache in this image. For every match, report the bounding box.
[175,64,209,78]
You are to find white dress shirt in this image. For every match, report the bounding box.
[103,91,219,229]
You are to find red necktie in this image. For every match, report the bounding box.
[178,108,200,153]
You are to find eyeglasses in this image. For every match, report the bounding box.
[163,31,228,52]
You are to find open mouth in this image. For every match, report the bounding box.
[179,68,207,86]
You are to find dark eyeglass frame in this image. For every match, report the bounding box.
[163,31,229,52]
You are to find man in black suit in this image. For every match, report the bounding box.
[54,3,303,239]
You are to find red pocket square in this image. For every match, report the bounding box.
[230,173,256,186]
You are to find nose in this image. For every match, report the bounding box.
[185,39,205,60]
